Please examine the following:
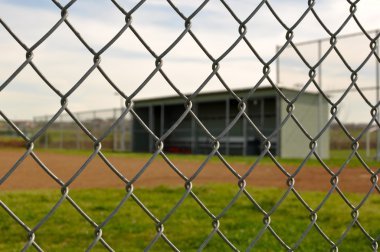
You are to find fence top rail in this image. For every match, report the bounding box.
[132,86,320,106]
[279,28,380,47]
[33,107,123,121]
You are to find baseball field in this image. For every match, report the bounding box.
[0,148,379,251]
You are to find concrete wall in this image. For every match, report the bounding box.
[280,90,330,159]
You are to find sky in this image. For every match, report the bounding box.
[0,0,379,124]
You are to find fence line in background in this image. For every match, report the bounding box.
[277,29,380,160]
[33,108,131,151]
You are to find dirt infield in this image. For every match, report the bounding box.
[0,149,377,193]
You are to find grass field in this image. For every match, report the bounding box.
[1,147,379,251]
[1,146,379,169]
[20,146,378,168]
[1,185,379,251]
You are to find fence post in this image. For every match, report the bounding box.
[376,31,380,161]
[367,128,371,158]
[76,114,80,149]
[191,103,197,154]
[225,98,230,155]
[120,107,126,151]
[149,105,154,152]
[276,45,280,85]
[113,108,118,151]
[317,39,323,156]
[243,108,247,156]
[161,104,165,137]
[44,115,49,148]
[59,116,63,149]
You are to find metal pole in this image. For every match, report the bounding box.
[59,116,63,149]
[149,105,154,152]
[376,32,380,161]
[160,104,165,137]
[44,115,49,148]
[113,108,117,151]
[192,103,198,154]
[317,39,323,156]
[121,96,126,151]
[260,98,264,127]
[275,95,281,156]
[76,114,81,149]
[276,45,280,85]
[93,111,97,149]
[191,103,196,154]
[161,105,165,152]
[367,129,371,158]
[243,112,247,156]
[120,107,126,151]
[130,112,135,153]
[225,98,230,155]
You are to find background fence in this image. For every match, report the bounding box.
[0,1,380,251]
[278,29,380,160]
[34,108,131,151]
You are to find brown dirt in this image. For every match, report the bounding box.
[0,149,377,193]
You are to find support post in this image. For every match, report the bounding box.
[120,107,126,151]
[76,114,81,149]
[93,111,97,149]
[149,105,154,152]
[113,108,118,151]
[367,129,371,158]
[44,115,49,148]
[161,104,165,152]
[130,112,135,153]
[191,103,197,154]
[376,32,380,161]
[260,98,264,127]
[276,45,280,85]
[243,109,247,156]
[275,95,281,157]
[160,104,165,137]
[225,98,230,155]
[317,39,323,156]
[59,116,63,149]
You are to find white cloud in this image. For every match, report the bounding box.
[0,0,379,124]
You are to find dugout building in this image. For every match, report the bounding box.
[132,87,330,159]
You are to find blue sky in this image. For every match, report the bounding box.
[0,0,379,124]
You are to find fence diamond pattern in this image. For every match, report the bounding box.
[0,0,379,251]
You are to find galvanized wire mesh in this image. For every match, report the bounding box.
[0,0,379,251]
[33,108,131,151]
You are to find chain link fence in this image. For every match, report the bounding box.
[0,0,379,251]
[278,29,380,160]
[34,108,131,151]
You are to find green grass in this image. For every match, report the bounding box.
[0,185,379,251]
[0,136,24,144]
[32,147,380,169]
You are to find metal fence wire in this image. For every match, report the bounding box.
[0,0,379,251]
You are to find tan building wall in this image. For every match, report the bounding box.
[280,90,330,159]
